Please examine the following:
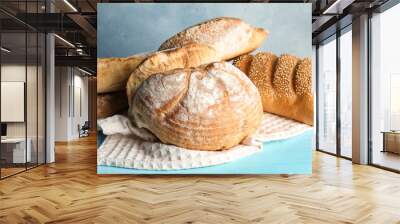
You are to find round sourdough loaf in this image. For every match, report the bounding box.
[129,62,263,151]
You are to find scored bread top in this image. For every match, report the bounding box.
[130,62,263,151]
[126,43,221,106]
[159,17,268,61]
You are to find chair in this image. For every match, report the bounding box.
[79,121,90,138]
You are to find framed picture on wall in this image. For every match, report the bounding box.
[1,81,25,122]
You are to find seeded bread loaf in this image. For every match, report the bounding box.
[159,17,268,61]
[233,52,313,125]
[129,62,263,151]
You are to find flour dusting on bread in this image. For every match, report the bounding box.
[160,18,252,58]
[140,71,188,110]
[130,62,263,151]
[159,17,267,60]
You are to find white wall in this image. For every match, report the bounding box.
[1,64,39,138]
[74,73,89,129]
[54,67,89,141]
[55,66,69,141]
[1,65,26,138]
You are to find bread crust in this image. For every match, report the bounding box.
[159,17,268,61]
[233,53,314,125]
[126,43,220,105]
[130,62,263,151]
[97,54,148,93]
[233,54,254,75]
[97,91,128,119]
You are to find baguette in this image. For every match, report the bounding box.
[159,17,268,61]
[97,54,148,93]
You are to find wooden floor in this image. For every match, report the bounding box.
[1,167,26,178]
[1,135,400,224]
[1,163,44,178]
[373,150,400,171]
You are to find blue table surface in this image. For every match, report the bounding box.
[97,130,313,175]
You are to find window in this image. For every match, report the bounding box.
[370,3,400,171]
[0,1,47,179]
[317,36,337,154]
[316,25,353,159]
[1,30,28,178]
[339,27,352,158]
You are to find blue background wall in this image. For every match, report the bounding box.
[98,3,311,58]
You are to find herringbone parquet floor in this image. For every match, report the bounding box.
[1,135,400,224]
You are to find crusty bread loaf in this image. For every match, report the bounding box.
[97,91,128,119]
[97,54,148,93]
[159,17,268,61]
[126,43,219,105]
[129,62,263,151]
[233,54,254,75]
[233,53,313,125]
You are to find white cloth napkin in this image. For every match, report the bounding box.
[97,113,312,170]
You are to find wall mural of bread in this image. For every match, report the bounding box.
[97,3,312,174]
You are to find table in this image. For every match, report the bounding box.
[381,131,400,154]
[1,138,31,163]
[97,130,313,175]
